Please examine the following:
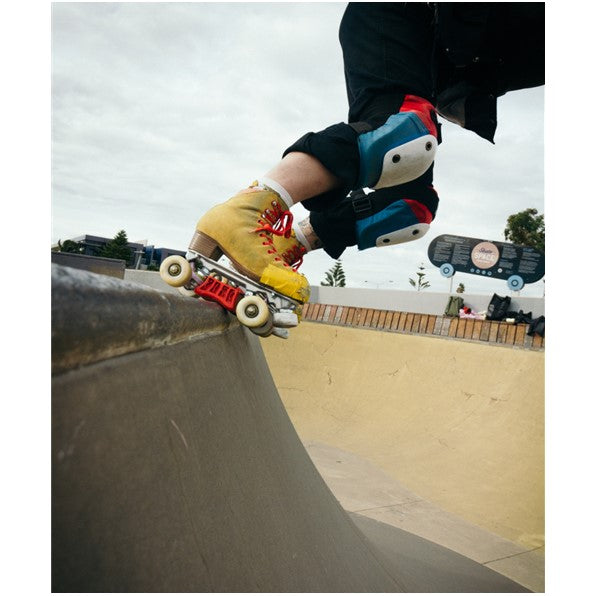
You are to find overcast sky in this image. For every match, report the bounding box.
[51,1,546,296]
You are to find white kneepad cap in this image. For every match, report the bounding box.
[375,222,430,247]
[374,135,437,189]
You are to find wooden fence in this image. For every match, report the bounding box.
[301,303,544,350]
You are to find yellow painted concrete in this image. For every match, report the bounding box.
[261,322,544,550]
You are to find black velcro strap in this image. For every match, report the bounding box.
[351,191,373,214]
[348,121,374,135]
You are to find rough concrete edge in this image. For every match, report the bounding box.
[52,263,237,375]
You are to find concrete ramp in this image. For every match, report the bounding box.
[52,264,527,592]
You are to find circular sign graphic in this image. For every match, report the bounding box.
[471,241,500,269]
[507,275,525,291]
[439,263,455,278]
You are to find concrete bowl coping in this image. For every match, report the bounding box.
[51,263,236,375]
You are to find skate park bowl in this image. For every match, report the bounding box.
[52,263,542,592]
[261,322,545,591]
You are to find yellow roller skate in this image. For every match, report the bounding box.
[271,228,309,271]
[160,182,309,339]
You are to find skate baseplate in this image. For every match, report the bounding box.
[159,251,301,339]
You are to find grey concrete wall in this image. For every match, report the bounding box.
[52,251,125,278]
[124,268,179,293]
[310,285,545,317]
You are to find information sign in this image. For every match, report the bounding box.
[427,234,545,290]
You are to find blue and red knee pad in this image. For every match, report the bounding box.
[309,174,439,259]
[355,95,438,189]
[284,94,440,258]
[353,188,435,250]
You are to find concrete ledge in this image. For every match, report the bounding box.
[51,251,127,278]
[51,263,236,374]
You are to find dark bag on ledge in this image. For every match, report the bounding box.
[527,315,545,337]
[486,294,511,321]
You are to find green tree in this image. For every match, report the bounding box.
[100,230,132,264]
[409,263,431,291]
[504,208,545,252]
[321,260,346,287]
[55,239,83,253]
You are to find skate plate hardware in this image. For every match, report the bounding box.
[160,251,301,338]
[186,251,302,315]
[194,274,245,312]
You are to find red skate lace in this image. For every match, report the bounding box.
[255,200,294,238]
[253,199,293,268]
[282,244,307,271]
[258,231,289,267]
[258,232,277,255]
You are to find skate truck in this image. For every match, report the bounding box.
[159,251,301,339]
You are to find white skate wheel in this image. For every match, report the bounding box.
[160,255,192,287]
[177,286,196,298]
[249,317,275,337]
[236,295,271,328]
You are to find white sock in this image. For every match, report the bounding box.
[260,177,294,208]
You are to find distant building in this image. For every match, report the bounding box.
[143,246,188,269]
[54,234,186,269]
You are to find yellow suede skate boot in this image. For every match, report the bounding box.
[272,229,308,271]
[189,182,310,303]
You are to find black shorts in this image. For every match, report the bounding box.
[284,2,543,258]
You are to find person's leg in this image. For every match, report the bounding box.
[262,152,341,204]
[269,2,440,265]
[193,3,439,293]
